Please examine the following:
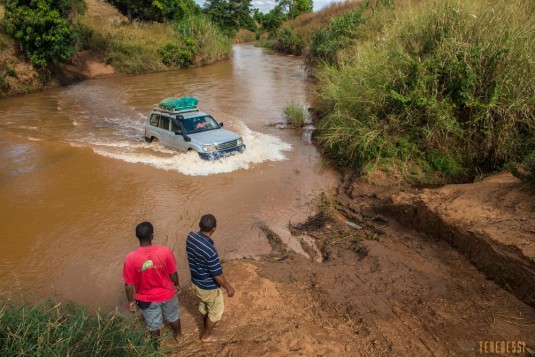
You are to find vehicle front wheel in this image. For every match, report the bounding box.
[144,137,151,143]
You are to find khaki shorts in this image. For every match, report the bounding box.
[192,284,224,322]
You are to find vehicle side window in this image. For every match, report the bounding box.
[149,114,160,127]
[170,119,181,133]
[159,116,170,131]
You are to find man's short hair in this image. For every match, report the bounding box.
[199,214,217,232]
[136,221,154,241]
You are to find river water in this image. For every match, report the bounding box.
[0,45,336,308]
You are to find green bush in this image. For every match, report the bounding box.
[310,9,363,65]
[0,299,158,356]
[315,0,535,181]
[174,15,231,65]
[283,103,308,127]
[158,38,197,67]
[276,28,304,55]
[2,0,84,67]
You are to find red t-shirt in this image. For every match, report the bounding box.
[122,245,177,302]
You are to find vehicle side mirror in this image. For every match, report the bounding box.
[184,135,191,142]
[219,122,224,127]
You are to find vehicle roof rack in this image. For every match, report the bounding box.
[153,96,200,114]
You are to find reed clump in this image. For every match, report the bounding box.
[0,299,158,356]
[283,102,308,128]
[313,0,535,182]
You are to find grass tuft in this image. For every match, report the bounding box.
[0,299,158,356]
[283,102,308,128]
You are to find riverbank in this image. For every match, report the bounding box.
[0,0,232,98]
[152,172,535,356]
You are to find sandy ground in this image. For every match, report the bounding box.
[153,172,535,356]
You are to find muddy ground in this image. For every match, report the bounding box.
[159,172,534,356]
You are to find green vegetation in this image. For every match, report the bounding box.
[106,0,200,23]
[234,28,256,43]
[512,152,535,187]
[0,299,158,356]
[203,0,256,38]
[174,15,231,65]
[276,27,303,55]
[310,9,363,65]
[2,0,86,67]
[254,0,313,39]
[268,1,363,55]
[77,13,231,74]
[307,0,535,182]
[283,102,308,127]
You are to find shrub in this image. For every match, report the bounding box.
[276,27,304,55]
[283,103,308,128]
[174,15,231,65]
[2,0,84,67]
[310,9,363,65]
[158,38,197,67]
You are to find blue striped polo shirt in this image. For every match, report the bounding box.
[186,231,223,290]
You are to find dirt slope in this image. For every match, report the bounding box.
[158,173,534,356]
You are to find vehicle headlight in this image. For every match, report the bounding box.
[203,144,217,152]
[237,138,243,146]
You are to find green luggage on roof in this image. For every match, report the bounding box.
[159,96,199,111]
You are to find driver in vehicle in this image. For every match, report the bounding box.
[196,118,209,129]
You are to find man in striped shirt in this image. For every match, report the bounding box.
[186,214,235,342]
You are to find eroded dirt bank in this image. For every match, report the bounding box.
[165,172,534,356]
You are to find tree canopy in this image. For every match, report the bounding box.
[106,0,201,23]
[2,0,86,67]
[203,0,255,36]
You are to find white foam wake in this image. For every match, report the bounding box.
[72,121,292,176]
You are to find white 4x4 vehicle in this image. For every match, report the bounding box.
[144,97,246,160]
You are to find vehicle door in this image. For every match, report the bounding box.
[169,118,188,152]
[147,113,161,140]
[158,115,172,146]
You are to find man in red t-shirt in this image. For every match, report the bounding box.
[123,221,182,340]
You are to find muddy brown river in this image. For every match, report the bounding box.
[0,45,336,308]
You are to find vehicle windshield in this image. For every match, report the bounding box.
[182,115,220,134]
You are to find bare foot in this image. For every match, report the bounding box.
[173,334,183,343]
[200,334,219,343]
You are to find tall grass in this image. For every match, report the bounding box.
[277,0,364,54]
[0,299,158,356]
[314,0,535,181]
[234,29,256,43]
[173,15,231,65]
[77,13,230,74]
[77,17,176,73]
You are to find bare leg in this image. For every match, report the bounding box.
[149,329,161,349]
[169,318,182,341]
[201,317,218,342]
